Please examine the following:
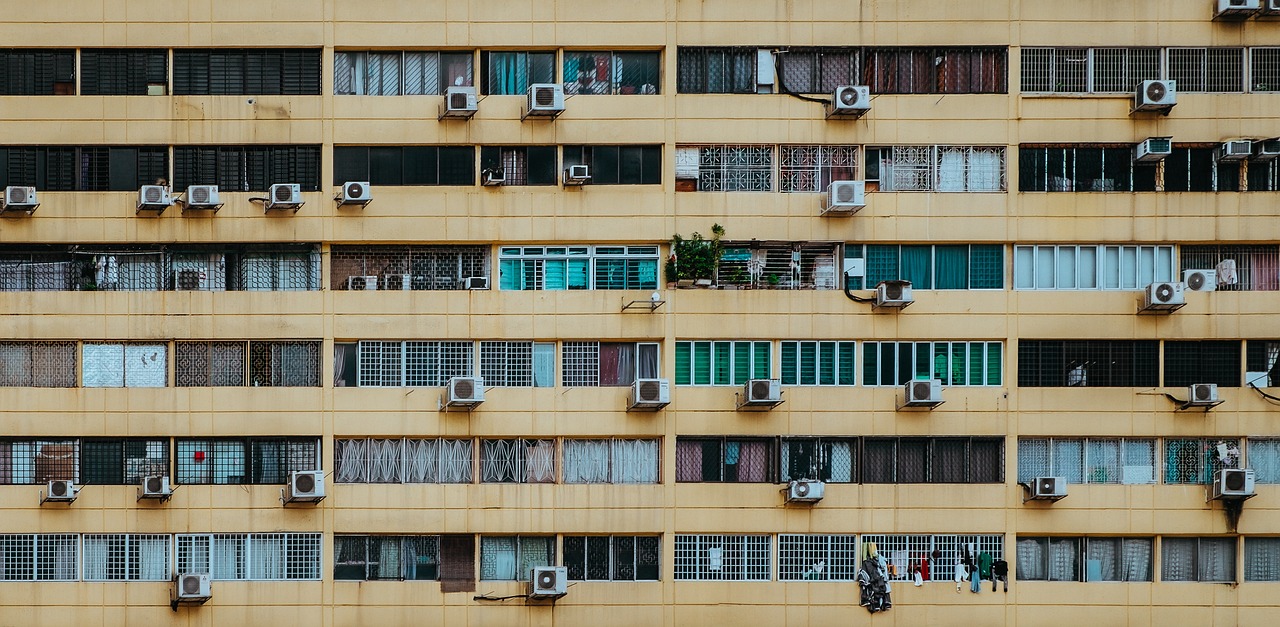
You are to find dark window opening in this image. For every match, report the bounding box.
[479,146,556,186]
[0,49,75,95]
[80,49,167,95]
[0,146,168,191]
[1164,341,1241,388]
[562,145,661,185]
[172,49,321,95]
[332,146,475,186]
[172,145,321,192]
[1017,340,1159,387]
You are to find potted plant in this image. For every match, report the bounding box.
[666,224,724,288]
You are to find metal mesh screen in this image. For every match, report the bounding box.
[778,534,860,581]
[176,533,322,580]
[175,341,247,386]
[1252,48,1280,92]
[1164,341,1242,388]
[330,245,489,291]
[479,341,534,387]
[0,440,79,484]
[673,535,771,581]
[175,438,318,485]
[82,534,171,581]
[0,341,76,387]
[0,534,78,581]
[80,438,169,485]
[561,341,600,387]
[860,534,1004,582]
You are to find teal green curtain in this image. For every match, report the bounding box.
[914,343,932,380]
[900,245,932,289]
[864,245,898,287]
[969,245,1004,289]
[567,259,589,289]
[489,52,528,95]
[934,245,969,289]
[781,343,798,385]
[674,342,691,385]
[544,260,567,290]
[838,342,856,386]
[630,260,658,289]
[499,259,521,290]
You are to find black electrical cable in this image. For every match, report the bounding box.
[1248,382,1280,405]
[843,280,873,303]
[771,51,835,106]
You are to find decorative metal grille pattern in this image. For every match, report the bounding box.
[716,242,839,290]
[0,341,76,387]
[174,438,319,485]
[0,246,319,291]
[330,245,489,291]
[1164,438,1240,485]
[248,340,322,387]
[1017,438,1157,485]
[334,438,473,484]
[1249,439,1280,484]
[673,534,771,581]
[779,437,857,482]
[563,536,660,581]
[176,533,322,580]
[175,341,247,386]
[334,535,440,581]
[480,439,555,483]
[0,440,79,484]
[82,534,170,581]
[0,534,78,581]
[479,536,554,581]
[778,534,860,581]
[871,145,1006,192]
[693,145,774,192]
[561,439,660,484]
[779,145,858,193]
[859,534,1003,582]
[1180,245,1280,291]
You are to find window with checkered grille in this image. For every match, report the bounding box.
[1163,341,1242,388]
[1017,438,1156,485]
[562,536,660,581]
[860,534,1004,582]
[329,245,489,291]
[82,534,171,581]
[479,536,555,581]
[563,51,660,95]
[778,534,860,581]
[334,438,474,484]
[561,342,660,387]
[1017,340,1159,387]
[354,340,475,387]
[0,534,78,581]
[0,440,79,484]
[865,146,1006,192]
[176,533,322,580]
[479,341,554,387]
[1021,47,1273,93]
[334,536,440,580]
[860,437,1004,484]
[174,438,319,485]
[81,438,169,485]
[673,534,771,581]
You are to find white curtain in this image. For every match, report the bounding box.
[968,148,1003,191]
[613,439,659,484]
[1121,538,1153,582]
[937,147,966,191]
[1250,439,1280,483]
[1161,538,1196,581]
[533,343,555,387]
[82,536,110,580]
[249,536,285,580]
[82,344,124,387]
[137,535,170,580]
[212,535,243,580]
[481,537,517,580]
[1245,538,1280,581]
[333,52,361,94]
[1049,538,1079,581]
[564,440,610,483]
[1198,537,1235,582]
[517,538,554,581]
[439,439,473,483]
[177,535,211,575]
[1052,440,1085,484]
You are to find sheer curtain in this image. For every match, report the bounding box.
[212,535,243,580]
[1049,538,1079,581]
[1016,538,1046,580]
[675,440,703,482]
[1198,537,1235,582]
[1161,538,1196,581]
[517,538,554,580]
[613,439,659,483]
[563,440,610,483]
[968,148,1003,191]
[481,537,517,580]
[533,343,555,387]
[137,535,169,580]
[1245,538,1280,581]
[1121,538,1153,582]
[250,536,285,580]
[937,147,966,191]
[82,536,109,580]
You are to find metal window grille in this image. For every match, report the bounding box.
[562,341,600,386]
[247,341,321,387]
[776,48,859,95]
[330,245,490,291]
[562,536,660,581]
[334,535,440,581]
[859,534,1004,582]
[480,439,555,483]
[779,145,859,193]
[80,438,169,485]
[1252,48,1280,92]
[174,438,318,485]
[334,51,473,96]
[0,534,78,581]
[1180,245,1279,292]
[676,47,757,94]
[479,536,555,581]
[0,341,76,387]
[1164,340,1241,388]
[1092,47,1161,93]
[778,534,860,581]
[1020,47,1087,93]
[498,245,660,291]
[0,246,319,292]
[1165,438,1241,485]
[692,145,774,192]
[82,534,171,581]
[1249,439,1280,484]
[1016,340,1160,387]
[175,341,246,386]
[81,342,167,387]
[1017,438,1156,485]
[479,341,534,387]
[0,440,80,484]
[563,51,660,95]
[673,534,771,581]
[861,341,1003,387]
[562,438,660,484]
[233,249,322,291]
[334,437,474,484]
[779,437,858,483]
[176,533,322,580]
[716,242,840,290]
[884,145,934,191]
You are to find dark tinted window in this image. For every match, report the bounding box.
[562,145,661,185]
[81,49,168,95]
[172,145,321,191]
[0,49,75,95]
[333,146,475,186]
[0,146,168,191]
[173,49,321,95]
[1164,341,1241,388]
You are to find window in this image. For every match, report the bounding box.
[479,536,555,580]
[673,340,772,386]
[861,341,1003,386]
[1162,537,1236,582]
[673,535,771,581]
[479,439,556,483]
[1013,245,1175,290]
[848,244,1005,290]
[779,437,857,483]
[80,49,167,95]
[674,437,775,482]
[482,51,555,95]
[334,536,440,581]
[779,342,856,386]
[80,438,169,485]
[865,146,1006,192]
[0,534,78,581]
[778,145,858,193]
[0,49,75,95]
[82,534,170,581]
[0,146,169,192]
[676,47,757,94]
[172,49,322,95]
[1016,537,1153,582]
[716,242,840,290]
[1164,341,1241,388]
[563,51,660,95]
[1018,146,1157,192]
[1165,146,1232,192]
[859,534,1005,582]
[0,341,76,387]
[174,438,319,485]
[353,340,474,388]
[175,341,246,386]
[1181,245,1280,292]
[561,145,662,185]
[246,340,318,387]
[176,533,322,580]
[332,146,475,186]
[1017,438,1157,485]
[678,145,774,192]
[0,440,79,484]
[1021,47,1261,93]
[563,536,660,581]
[561,342,660,387]
[1164,438,1240,485]
[1017,340,1159,387]
[860,437,1004,484]
[863,47,1006,94]
[776,48,860,94]
[1253,48,1280,92]
[82,343,166,387]
[479,341,554,387]
[1249,439,1280,484]
[334,438,473,484]
[479,146,557,185]
[440,535,477,592]
[777,534,860,581]
[561,438,660,484]
[1244,537,1280,582]
[334,51,473,95]
[499,246,660,291]
[330,245,490,292]
[172,145,322,192]
[234,248,322,291]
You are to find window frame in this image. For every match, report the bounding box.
[333,50,475,96]
[674,436,778,483]
[175,532,323,581]
[562,50,661,95]
[673,340,773,386]
[1016,437,1157,485]
[334,535,441,581]
[672,534,772,581]
[173,437,320,485]
[860,341,1003,387]
[479,535,556,581]
[562,535,661,581]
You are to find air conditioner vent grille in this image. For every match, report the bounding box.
[50,481,68,497]
[454,378,474,399]
[639,380,661,401]
[295,473,315,493]
[191,187,210,204]
[274,185,293,202]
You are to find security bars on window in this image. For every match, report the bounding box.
[480,439,556,483]
[0,534,78,581]
[561,439,660,484]
[330,245,489,291]
[356,340,475,387]
[334,438,474,484]
[859,534,1004,582]
[563,536,661,581]
[1017,438,1157,485]
[867,146,1006,192]
[0,342,76,386]
[777,534,861,581]
[175,438,319,485]
[82,534,171,581]
[715,242,840,290]
[176,533,322,580]
[673,535,772,581]
[334,535,441,581]
[1021,46,1278,93]
[479,536,555,581]
[0,440,79,484]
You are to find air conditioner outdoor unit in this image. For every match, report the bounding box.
[739,378,783,409]
[1026,476,1068,501]
[138,474,173,501]
[284,470,326,504]
[382,273,412,291]
[1134,137,1173,162]
[336,181,372,207]
[900,378,944,409]
[183,185,222,211]
[347,275,378,291]
[136,185,173,215]
[1140,281,1185,312]
[564,164,591,185]
[175,269,208,291]
[1263,0,1280,15]
[1133,80,1176,113]
[823,180,865,215]
[266,183,304,212]
[785,479,825,503]
[874,280,913,308]
[528,566,568,599]
[43,480,79,503]
[827,85,871,117]
[1,186,39,215]
[439,86,478,119]
[460,276,489,290]
[1186,383,1220,407]
[1253,138,1280,160]
[1210,468,1256,500]
[482,169,506,186]
[1184,269,1217,292]
[628,378,671,411]
[172,573,212,605]
[444,376,485,408]
[1216,140,1252,161]
[1215,0,1262,18]
[524,83,565,118]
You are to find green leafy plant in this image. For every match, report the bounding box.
[666,223,725,282]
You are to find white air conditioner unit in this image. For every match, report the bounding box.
[1186,383,1220,407]
[1217,140,1252,161]
[1134,137,1173,162]
[284,470,326,504]
[183,185,222,211]
[138,475,173,501]
[1183,269,1217,292]
[628,378,671,411]
[828,85,871,117]
[1210,468,1256,500]
[136,185,173,215]
[524,83,565,118]
[1140,281,1185,312]
[564,164,591,185]
[1263,0,1280,15]
[172,573,212,604]
[347,275,378,291]
[874,280,913,309]
[43,480,79,503]
[1133,80,1176,113]
[900,378,944,409]
[266,183,304,211]
[336,181,372,207]
[439,86,479,120]
[460,276,489,290]
[1,186,39,215]
[1254,139,1280,160]
[738,378,783,409]
[823,180,865,215]
[482,169,506,186]
[1215,0,1262,18]
[444,376,485,408]
[382,273,412,291]
[1026,476,1068,501]
[528,566,568,599]
[785,479,825,503]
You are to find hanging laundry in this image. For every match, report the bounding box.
[993,559,1009,592]
[1215,259,1238,286]
[978,551,993,580]
[857,556,892,613]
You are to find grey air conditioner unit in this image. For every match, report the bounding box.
[900,378,944,409]
[283,470,326,504]
[1187,383,1220,407]
[43,480,79,503]
[336,181,372,207]
[460,276,489,290]
[347,275,378,291]
[827,85,871,118]
[1133,80,1176,114]
[1134,137,1173,162]
[439,86,479,120]
[785,479,825,503]
[482,169,506,186]
[136,185,174,215]
[823,180,865,215]
[1140,281,1185,313]
[1184,269,1217,292]
[172,573,212,605]
[1264,0,1280,16]
[628,378,671,411]
[444,376,485,408]
[1,186,39,215]
[1216,140,1252,161]
[1025,476,1068,501]
[524,83,565,119]
[528,566,568,599]
[1253,139,1280,160]
[138,475,173,501]
[1210,468,1256,500]
[874,280,913,309]
[1215,0,1262,19]
[266,183,304,212]
[564,164,591,185]
[182,185,222,212]
[738,378,783,410]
